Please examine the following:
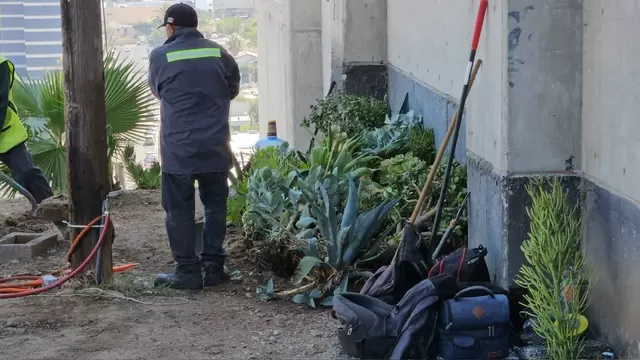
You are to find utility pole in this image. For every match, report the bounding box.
[61,0,113,282]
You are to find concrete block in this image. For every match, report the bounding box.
[0,232,59,263]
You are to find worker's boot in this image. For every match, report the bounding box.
[154,264,203,290]
[203,263,229,287]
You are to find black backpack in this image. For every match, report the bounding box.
[332,274,459,359]
[428,245,490,282]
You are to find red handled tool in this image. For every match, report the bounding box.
[428,0,489,257]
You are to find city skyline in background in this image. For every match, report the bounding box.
[0,0,63,79]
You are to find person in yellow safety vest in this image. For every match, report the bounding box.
[0,56,53,203]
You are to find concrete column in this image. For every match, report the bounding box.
[256,0,323,150]
[467,0,583,287]
[322,0,387,99]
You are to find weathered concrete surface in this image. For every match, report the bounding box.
[387,66,466,162]
[506,0,583,173]
[467,154,581,287]
[256,0,323,150]
[466,0,582,284]
[323,0,387,99]
[582,179,640,357]
[387,0,507,168]
[579,1,640,356]
[0,232,59,262]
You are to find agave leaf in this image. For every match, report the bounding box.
[342,198,400,265]
[349,167,373,179]
[304,237,319,258]
[296,228,316,240]
[334,225,351,268]
[319,296,334,307]
[341,177,359,232]
[319,183,339,265]
[307,297,317,308]
[296,216,316,229]
[266,277,275,293]
[292,294,308,304]
[293,256,324,284]
[310,146,327,167]
[332,140,352,173]
[335,276,349,295]
[309,288,323,299]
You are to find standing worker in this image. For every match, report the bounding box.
[0,56,53,203]
[148,3,241,289]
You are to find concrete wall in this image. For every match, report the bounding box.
[388,0,640,355]
[387,0,506,163]
[256,0,323,150]
[257,0,640,352]
[581,1,640,354]
[322,0,388,99]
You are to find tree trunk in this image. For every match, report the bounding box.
[61,0,113,282]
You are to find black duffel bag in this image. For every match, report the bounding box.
[332,274,458,359]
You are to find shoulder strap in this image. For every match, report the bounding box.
[0,57,15,89]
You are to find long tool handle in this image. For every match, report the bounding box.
[431,192,470,260]
[428,0,489,254]
[409,59,483,224]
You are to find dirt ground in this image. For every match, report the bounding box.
[0,191,347,360]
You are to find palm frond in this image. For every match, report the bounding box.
[1,51,158,196]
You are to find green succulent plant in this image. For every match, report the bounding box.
[291,177,398,306]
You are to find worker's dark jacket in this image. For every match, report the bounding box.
[148,28,240,174]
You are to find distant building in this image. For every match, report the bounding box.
[234,51,257,84]
[210,0,254,17]
[0,0,63,80]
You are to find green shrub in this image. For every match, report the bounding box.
[122,145,161,190]
[301,92,387,138]
[515,178,588,360]
[408,126,436,164]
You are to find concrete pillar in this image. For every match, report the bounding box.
[321,0,387,99]
[467,0,583,287]
[256,0,323,150]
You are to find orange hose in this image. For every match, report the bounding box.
[0,288,30,293]
[0,215,139,297]
[0,215,112,299]
[66,215,103,263]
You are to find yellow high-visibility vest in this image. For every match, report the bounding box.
[0,56,28,153]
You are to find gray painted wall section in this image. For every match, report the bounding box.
[583,180,640,357]
[387,65,466,163]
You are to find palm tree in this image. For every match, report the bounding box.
[0,52,157,197]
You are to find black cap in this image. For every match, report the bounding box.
[158,3,198,28]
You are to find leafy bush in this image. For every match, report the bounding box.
[227,142,305,226]
[515,178,588,360]
[301,92,387,138]
[378,153,428,221]
[230,93,471,305]
[408,126,436,164]
[122,145,161,190]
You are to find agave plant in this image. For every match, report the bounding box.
[291,177,398,305]
[0,51,157,197]
[360,110,424,158]
[308,125,377,179]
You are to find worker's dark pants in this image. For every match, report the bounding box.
[161,171,228,268]
[0,143,53,203]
